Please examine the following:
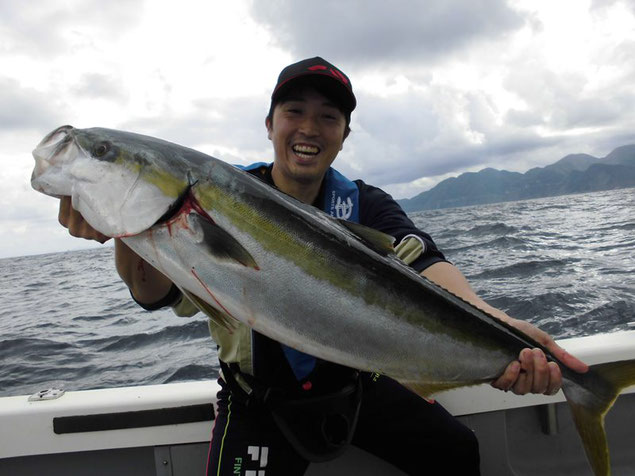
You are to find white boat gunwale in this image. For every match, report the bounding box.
[1,330,634,462]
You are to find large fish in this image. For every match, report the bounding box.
[32,125,635,476]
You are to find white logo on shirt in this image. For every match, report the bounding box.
[334,196,354,219]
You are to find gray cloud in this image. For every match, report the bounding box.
[503,61,635,131]
[0,77,63,130]
[344,126,559,188]
[591,0,635,13]
[251,0,524,65]
[338,67,635,191]
[343,87,505,183]
[592,130,635,154]
[0,0,143,56]
[72,73,127,102]
[118,95,270,158]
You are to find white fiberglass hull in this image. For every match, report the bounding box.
[1,331,634,475]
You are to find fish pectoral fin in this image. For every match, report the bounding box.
[188,213,259,269]
[337,220,395,256]
[180,289,239,333]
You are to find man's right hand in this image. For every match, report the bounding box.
[58,196,174,305]
[58,196,110,243]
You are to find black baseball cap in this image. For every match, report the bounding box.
[271,57,356,112]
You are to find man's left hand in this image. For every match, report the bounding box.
[491,317,589,395]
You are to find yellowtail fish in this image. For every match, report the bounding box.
[31,125,635,476]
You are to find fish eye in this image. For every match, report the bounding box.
[94,142,110,157]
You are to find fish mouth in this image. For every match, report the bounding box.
[31,125,83,190]
[33,125,75,160]
[36,125,74,150]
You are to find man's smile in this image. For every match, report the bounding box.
[292,143,321,160]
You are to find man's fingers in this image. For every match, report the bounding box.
[57,196,110,243]
[94,231,110,244]
[512,349,534,395]
[531,349,549,394]
[66,208,86,238]
[59,196,83,232]
[58,196,72,227]
[549,345,589,373]
[506,317,588,378]
[545,362,562,395]
[527,324,588,374]
[494,349,565,396]
[491,360,520,391]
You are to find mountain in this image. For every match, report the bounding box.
[398,144,635,212]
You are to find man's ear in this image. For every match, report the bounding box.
[265,116,272,140]
[340,128,350,150]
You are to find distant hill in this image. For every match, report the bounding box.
[398,144,635,212]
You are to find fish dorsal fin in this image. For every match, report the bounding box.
[337,219,395,256]
[188,213,259,269]
[180,288,239,333]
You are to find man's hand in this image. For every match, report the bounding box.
[58,196,110,243]
[491,317,588,395]
[58,196,173,307]
[422,261,589,396]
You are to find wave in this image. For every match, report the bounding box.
[592,240,635,252]
[443,236,530,254]
[163,364,219,384]
[533,204,572,211]
[465,223,518,236]
[84,320,210,352]
[537,300,635,339]
[469,259,577,280]
[1,188,632,396]
[0,338,77,360]
[485,291,588,336]
[591,222,635,233]
[72,312,123,322]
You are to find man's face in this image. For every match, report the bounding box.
[266,87,348,191]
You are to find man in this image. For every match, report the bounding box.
[59,57,588,475]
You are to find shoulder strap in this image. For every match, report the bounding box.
[322,167,359,222]
[219,359,270,407]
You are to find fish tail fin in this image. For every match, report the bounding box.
[563,358,635,476]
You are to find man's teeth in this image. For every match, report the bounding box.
[292,144,319,157]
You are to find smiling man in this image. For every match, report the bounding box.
[265,64,353,204]
[203,57,588,476]
[58,57,588,476]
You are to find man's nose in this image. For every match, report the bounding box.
[298,114,319,136]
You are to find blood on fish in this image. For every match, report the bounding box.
[164,190,215,237]
[191,268,237,325]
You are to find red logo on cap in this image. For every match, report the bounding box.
[307,64,349,85]
[329,68,348,85]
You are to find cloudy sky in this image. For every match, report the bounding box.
[1,0,634,258]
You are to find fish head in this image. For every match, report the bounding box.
[31,125,192,237]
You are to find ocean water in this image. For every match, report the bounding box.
[1,188,634,397]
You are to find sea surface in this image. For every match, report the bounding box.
[1,188,634,397]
